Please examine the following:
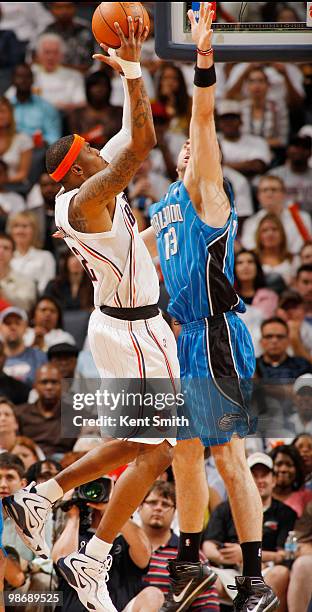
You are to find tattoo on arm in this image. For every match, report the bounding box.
[77,78,155,207]
[68,200,89,232]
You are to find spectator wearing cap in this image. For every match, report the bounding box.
[277,290,312,362]
[296,265,312,325]
[47,342,79,380]
[270,136,312,214]
[43,2,94,73]
[256,317,312,379]
[0,340,29,405]
[241,175,312,255]
[288,375,312,435]
[31,33,86,112]
[202,452,295,611]
[0,233,36,312]
[14,363,77,458]
[6,63,61,146]
[217,99,271,177]
[0,306,46,388]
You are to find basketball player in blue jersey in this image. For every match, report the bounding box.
[2,21,180,612]
[142,4,279,612]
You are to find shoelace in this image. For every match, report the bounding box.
[79,542,113,585]
[96,554,113,584]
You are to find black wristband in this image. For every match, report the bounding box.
[194,64,216,88]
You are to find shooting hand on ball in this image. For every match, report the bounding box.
[188,1,214,50]
[93,16,149,71]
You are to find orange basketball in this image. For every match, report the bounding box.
[92,2,150,49]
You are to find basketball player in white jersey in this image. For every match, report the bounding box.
[3,18,180,612]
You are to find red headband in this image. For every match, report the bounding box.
[49,134,85,182]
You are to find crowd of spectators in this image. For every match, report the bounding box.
[0,2,311,610]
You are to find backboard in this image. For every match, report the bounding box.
[155,2,312,62]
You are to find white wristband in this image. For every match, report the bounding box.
[108,48,142,79]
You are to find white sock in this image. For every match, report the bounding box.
[85,536,112,561]
[36,479,64,504]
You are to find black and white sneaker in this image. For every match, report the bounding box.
[229,576,280,612]
[57,543,117,612]
[159,560,217,611]
[2,481,51,559]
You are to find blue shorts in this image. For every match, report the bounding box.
[177,312,257,446]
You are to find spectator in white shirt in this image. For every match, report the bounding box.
[7,211,56,294]
[31,33,86,111]
[270,136,312,214]
[25,295,75,351]
[255,213,297,286]
[0,232,36,312]
[0,2,52,48]
[241,175,312,255]
[217,99,271,177]
[225,62,304,111]
[0,96,33,185]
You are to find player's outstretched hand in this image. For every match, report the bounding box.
[188,1,214,50]
[93,16,149,71]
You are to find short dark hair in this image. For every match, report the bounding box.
[0,159,8,174]
[270,444,305,491]
[0,232,14,250]
[261,317,289,335]
[30,295,63,329]
[25,459,62,485]
[143,480,176,507]
[297,264,312,278]
[0,452,25,479]
[45,135,74,176]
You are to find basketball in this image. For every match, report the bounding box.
[92,2,150,48]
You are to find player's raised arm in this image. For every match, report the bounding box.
[76,16,156,208]
[184,2,230,226]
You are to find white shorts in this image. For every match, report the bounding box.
[88,308,180,446]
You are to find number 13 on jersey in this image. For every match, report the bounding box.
[164,227,178,260]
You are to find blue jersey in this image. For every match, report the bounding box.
[150,180,245,324]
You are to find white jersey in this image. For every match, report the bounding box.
[54,188,159,308]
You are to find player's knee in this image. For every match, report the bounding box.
[139,441,173,476]
[211,442,246,480]
[173,438,204,469]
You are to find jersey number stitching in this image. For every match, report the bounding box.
[71,246,97,282]
[164,227,178,261]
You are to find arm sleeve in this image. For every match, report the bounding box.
[100,76,131,163]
